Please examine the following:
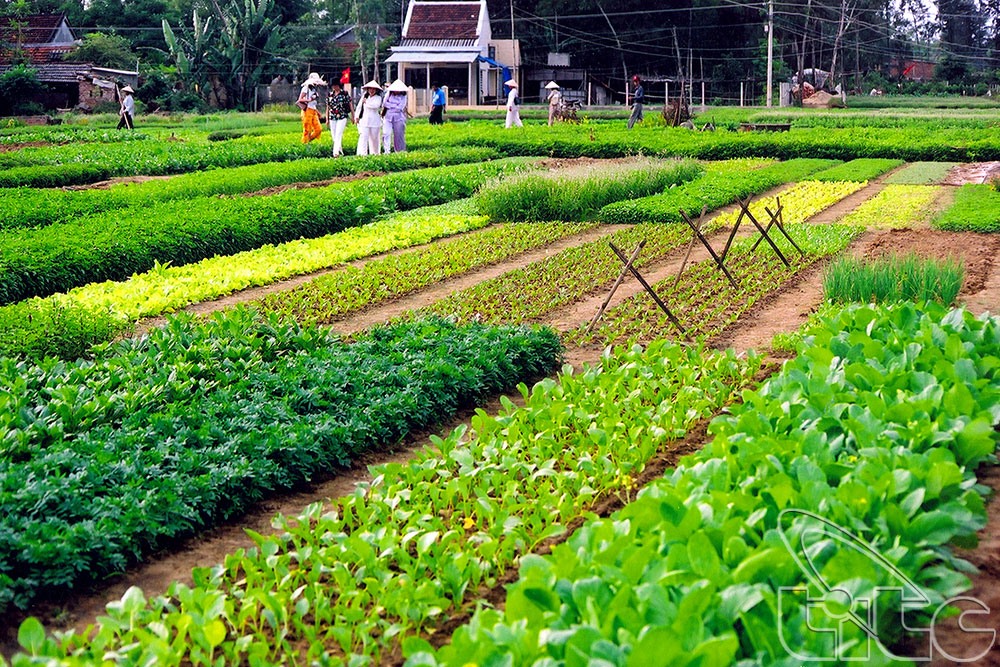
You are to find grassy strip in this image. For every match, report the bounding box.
[0,200,495,362]
[883,161,957,184]
[599,158,840,224]
[837,183,942,228]
[934,183,1000,232]
[0,312,561,613]
[804,157,903,182]
[0,147,498,232]
[0,159,532,306]
[428,302,998,665]
[11,339,760,664]
[569,224,864,346]
[473,158,703,222]
[253,221,594,327]
[824,253,964,304]
[0,127,152,143]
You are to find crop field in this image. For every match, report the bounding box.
[0,102,999,667]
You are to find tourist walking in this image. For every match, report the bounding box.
[429,84,446,124]
[504,79,522,128]
[383,79,411,152]
[356,80,383,156]
[326,80,354,157]
[117,85,135,130]
[627,75,644,129]
[298,72,326,143]
[545,81,561,126]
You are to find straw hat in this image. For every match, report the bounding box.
[387,79,408,93]
[302,72,327,88]
[544,81,559,89]
[362,80,382,90]
[121,85,134,93]
[504,79,517,88]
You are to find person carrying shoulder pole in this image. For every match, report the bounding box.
[545,80,561,126]
[117,85,135,130]
[628,75,644,129]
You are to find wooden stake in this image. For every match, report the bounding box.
[585,240,645,334]
[609,242,685,335]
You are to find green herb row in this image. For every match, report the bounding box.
[883,161,957,185]
[474,158,703,222]
[426,301,999,665]
[254,220,595,327]
[571,223,864,346]
[804,157,903,182]
[824,253,964,304]
[0,159,532,306]
[0,147,498,232]
[0,310,561,613]
[9,338,761,664]
[599,158,839,224]
[934,183,1000,232]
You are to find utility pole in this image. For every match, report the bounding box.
[766,0,774,107]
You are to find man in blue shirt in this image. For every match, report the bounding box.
[628,75,644,129]
[429,85,446,124]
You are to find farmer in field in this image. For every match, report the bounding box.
[298,72,326,144]
[382,79,412,152]
[117,85,135,130]
[504,79,522,129]
[429,84,446,124]
[628,75,644,129]
[326,79,354,157]
[545,81,561,126]
[356,80,383,156]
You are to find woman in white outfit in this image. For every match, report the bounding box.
[356,80,383,156]
[504,79,522,129]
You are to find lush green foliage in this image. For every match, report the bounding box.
[707,179,867,229]
[883,162,957,185]
[254,221,594,327]
[428,302,999,665]
[599,158,839,224]
[805,158,903,182]
[0,147,499,231]
[473,159,703,222]
[0,200,494,361]
[9,339,760,664]
[0,310,561,612]
[837,184,941,228]
[824,254,964,305]
[0,159,531,306]
[934,183,1000,232]
[0,127,151,144]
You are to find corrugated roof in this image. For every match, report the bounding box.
[398,38,477,48]
[406,2,480,40]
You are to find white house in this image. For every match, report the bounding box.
[385,0,519,107]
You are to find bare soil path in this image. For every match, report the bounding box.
[3,164,1000,663]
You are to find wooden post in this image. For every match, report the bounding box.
[586,241,645,334]
[680,210,739,288]
[608,242,685,335]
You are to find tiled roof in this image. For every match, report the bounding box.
[406,2,480,40]
[0,14,70,45]
[0,45,75,65]
[0,61,90,83]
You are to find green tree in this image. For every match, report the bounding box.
[0,63,46,114]
[64,31,136,69]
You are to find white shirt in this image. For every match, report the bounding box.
[358,93,383,128]
[507,89,518,111]
[121,94,134,115]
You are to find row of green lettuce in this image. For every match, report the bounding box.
[418,301,1000,666]
[1,118,997,187]
[0,147,498,232]
[0,310,562,613]
[0,158,533,307]
[0,157,831,362]
[7,338,763,665]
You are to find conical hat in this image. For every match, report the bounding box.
[504,79,517,87]
[361,80,382,90]
[544,81,559,89]
[388,79,408,92]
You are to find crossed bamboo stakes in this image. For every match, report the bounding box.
[587,194,804,337]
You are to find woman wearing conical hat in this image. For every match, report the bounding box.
[504,79,522,129]
[355,80,384,156]
[545,81,561,126]
[298,72,326,144]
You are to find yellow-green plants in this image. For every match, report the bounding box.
[836,184,941,229]
[823,253,964,304]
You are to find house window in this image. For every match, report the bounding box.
[488,46,496,60]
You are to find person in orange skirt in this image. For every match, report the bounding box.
[298,72,326,143]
